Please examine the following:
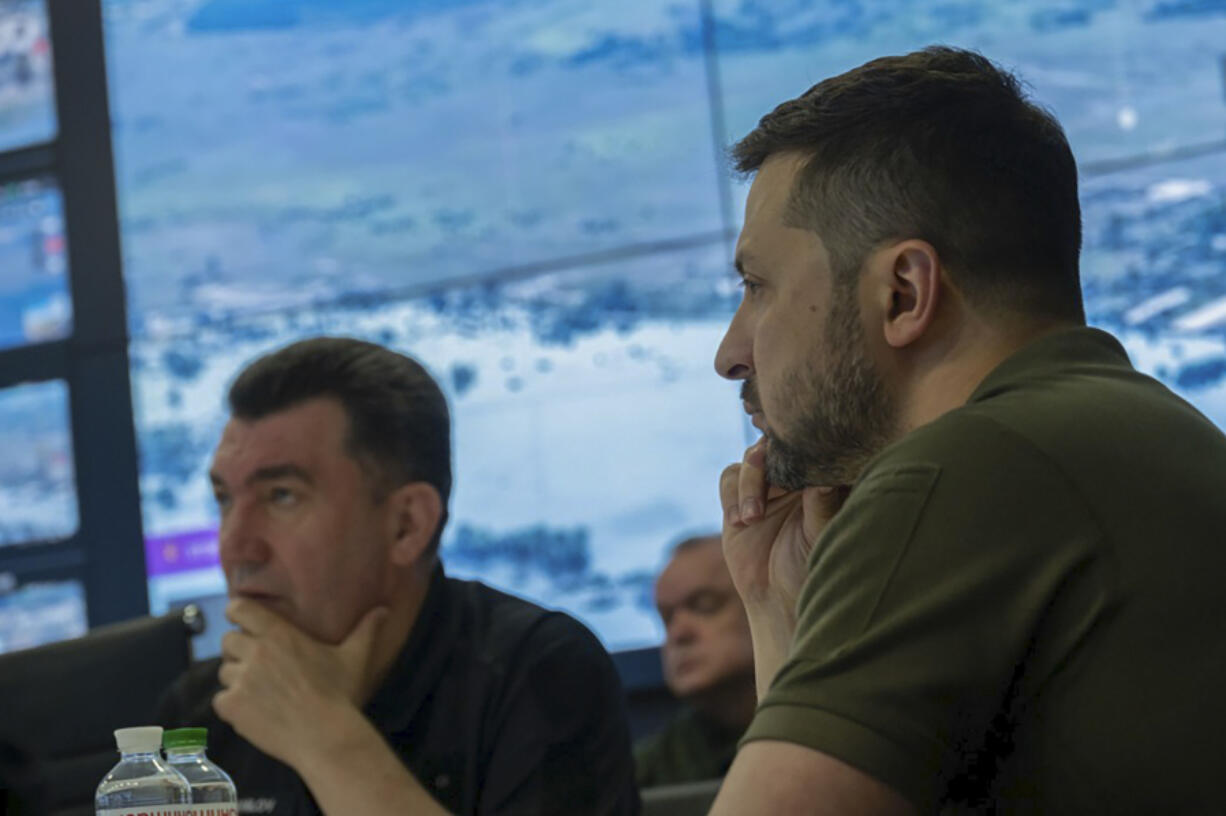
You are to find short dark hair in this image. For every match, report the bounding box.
[228,337,452,554]
[732,45,1085,323]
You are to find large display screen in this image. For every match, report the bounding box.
[0,176,70,350]
[0,378,77,549]
[99,0,1226,652]
[0,575,86,654]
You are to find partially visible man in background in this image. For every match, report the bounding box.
[635,534,755,788]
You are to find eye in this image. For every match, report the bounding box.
[268,486,298,506]
[738,278,764,297]
[689,591,725,615]
[213,492,232,513]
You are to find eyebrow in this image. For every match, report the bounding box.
[209,463,315,489]
[733,252,759,279]
[659,587,727,613]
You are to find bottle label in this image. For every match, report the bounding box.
[98,809,237,816]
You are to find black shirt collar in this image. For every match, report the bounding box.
[363,563,456,734]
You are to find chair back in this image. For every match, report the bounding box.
[0,607,203,816]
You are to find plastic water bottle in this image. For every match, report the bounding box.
[95,726,191,815]
[163,728,238,814]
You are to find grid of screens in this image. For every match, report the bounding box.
[96,0,1226,651]
[0,0,72,656]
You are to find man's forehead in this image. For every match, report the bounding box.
[211,398,348,478]
[746,153,806,216]
[656,542,730,600]
[737,152,810,258]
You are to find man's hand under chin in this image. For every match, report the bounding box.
[213,598,388,768]
[719,437,849,611]
[213,600,453,816]
[719,437,850,698]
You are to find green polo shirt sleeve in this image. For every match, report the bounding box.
[742,411,1113,810]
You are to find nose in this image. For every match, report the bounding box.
[715,304,752,381]
[217,500,270,578]
[666,609,699,647]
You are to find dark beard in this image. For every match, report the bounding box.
[744,285,897,490]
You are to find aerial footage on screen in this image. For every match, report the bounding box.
[90,0,1226,651]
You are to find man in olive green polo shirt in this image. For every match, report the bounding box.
[708,46,1226,814]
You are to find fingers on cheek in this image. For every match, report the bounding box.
[218,659,241,689]
[220,631,240,662]
[212,689,235,723]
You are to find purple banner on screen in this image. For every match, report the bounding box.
[145,528,221,577]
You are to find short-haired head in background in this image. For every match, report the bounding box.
[214,336,450,644]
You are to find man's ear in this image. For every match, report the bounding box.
[385,482,443,567]
[867,239,942,349]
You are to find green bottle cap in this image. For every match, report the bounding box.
[163,727,208,750]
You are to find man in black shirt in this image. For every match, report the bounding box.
[158,337,638,815]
